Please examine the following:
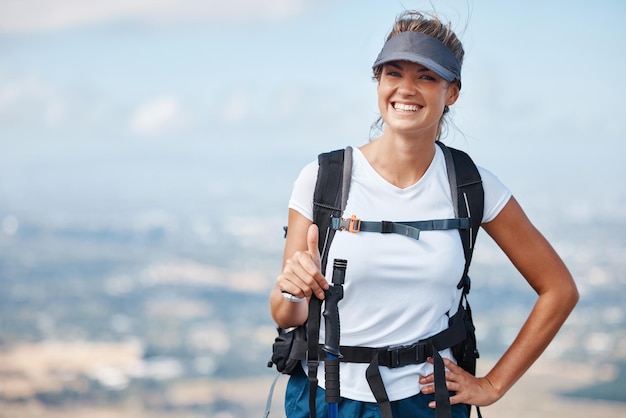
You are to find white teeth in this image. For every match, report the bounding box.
[394,103,418,111]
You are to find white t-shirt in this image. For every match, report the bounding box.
[288,145,511,402]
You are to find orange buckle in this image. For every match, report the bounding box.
[343,215,361,233]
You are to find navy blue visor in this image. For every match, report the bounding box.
[373,31,461,83]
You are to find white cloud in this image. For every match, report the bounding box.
[129,96,186,137]
[0,0,313,34]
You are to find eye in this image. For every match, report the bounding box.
[383,63,403,77]
[383,67,402,77]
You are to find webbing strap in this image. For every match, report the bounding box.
[433,348,451,418]
[314,147,352,273]
[437,141,484,291]
[315,307,467,367]
[308,147,352,418]
[307,296,322,418]
[263,372,282,418]
[366,354,392,418]
[340,147,353,213]
[364,344,452,418]
[331,217,470,241]
[340,309,467,418]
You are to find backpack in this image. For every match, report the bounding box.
[267,141,484,418]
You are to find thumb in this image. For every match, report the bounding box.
[307,223,321,269]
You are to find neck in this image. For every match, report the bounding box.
[360,131,437,189]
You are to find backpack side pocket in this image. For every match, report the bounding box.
[268,325,308,374]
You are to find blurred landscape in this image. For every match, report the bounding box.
[1,176,625,417]
[2,1,626,417]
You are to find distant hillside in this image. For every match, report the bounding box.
[561,361,626,403]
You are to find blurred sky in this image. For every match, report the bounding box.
[1,0,625,224]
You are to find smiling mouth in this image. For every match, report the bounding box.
[393,103,420,112]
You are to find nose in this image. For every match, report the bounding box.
[397,76,417,96]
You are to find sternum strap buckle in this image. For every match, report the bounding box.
[333,215,361,233]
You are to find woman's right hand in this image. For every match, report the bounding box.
[277,223,329,301]
[270,216,330,329]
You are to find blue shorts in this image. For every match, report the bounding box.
[285,365,470,418]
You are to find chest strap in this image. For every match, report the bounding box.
[331,216,470,241]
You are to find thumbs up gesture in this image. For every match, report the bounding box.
[306,223,322,273]
[278,223,329,301]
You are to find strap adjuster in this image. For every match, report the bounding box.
[386,343,428,368]
[338,215,361,233]
[307,359,319,374]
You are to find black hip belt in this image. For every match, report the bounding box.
[318,339,435,368]
[310,308,469,418]
[318,307,467,368]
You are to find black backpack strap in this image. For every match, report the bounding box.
[307,146,353,418]
[341,303,466,418]
[307,297,322,418]
[437,141,484,291]
[438,141,484,418]
[313,147,352,272]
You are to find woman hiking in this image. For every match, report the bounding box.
[270,10,578,418]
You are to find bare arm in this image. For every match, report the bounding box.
[269,209,329,329]
[421,196,579,406]
[479,196,579,397]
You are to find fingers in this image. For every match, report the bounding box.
[419,357,461,383]
[442,358,463,371]
[279,256,327,299]
[307,224,321,269]
[419,358,465,398]
[278,224,328,300]
[419,358,498,408]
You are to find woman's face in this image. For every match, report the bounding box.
[377,60,459,139]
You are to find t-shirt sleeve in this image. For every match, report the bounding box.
[477,166,512,224]
[287,160,319,222]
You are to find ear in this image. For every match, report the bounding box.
[445,82,460,106]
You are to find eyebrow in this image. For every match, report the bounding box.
[386,61,431,72]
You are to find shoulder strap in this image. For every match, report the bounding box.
[313,146,353,272]
[307,146,352,418]
[437,141,484,292]
[437,142,485,418]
